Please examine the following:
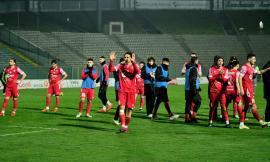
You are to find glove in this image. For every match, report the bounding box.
[96,77,100,83]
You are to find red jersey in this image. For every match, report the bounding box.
[208,66,229,93]
[240,63,254,92]
[135,67,144,89]
[5,66,24,87]
[226,68,239,92]
[48,66,66,84]
[117,62,140,93]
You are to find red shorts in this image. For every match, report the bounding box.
[243,88,254,106]
[119,91,135,109]
[5,85,19,97]
[48,83,61,95]
[136,88,144,95]
[80,88,94,100]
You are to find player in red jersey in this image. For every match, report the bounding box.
[208,56,232,128]
[41,60,68,113]
[225,58,249,129]
[135,61,145,111]
[0,58,26,117]
[109,52,139,133]
[239,54,269,127]
[76,58,98,118]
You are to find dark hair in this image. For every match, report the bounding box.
[213,55,223,66]
[229,56,238,62]
[51,59,57,64]
[10,58,16,63]
[147,57,155,63]
[119,57,124,63]
[247,53,256,60]
[230,60,239,68]
[87,58,94,61]
[99,56,105,59]
[139,61,145,65]
[124,51,132,57]
[190,56,198,64]
[162,58,170,62]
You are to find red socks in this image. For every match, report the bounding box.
[86,102,92,114]
[46,97,50,107]
[2,98,8,111]
[79,101,84,112]
[13,99,18,112]
[55,97,60,108]
[140,97,144,108]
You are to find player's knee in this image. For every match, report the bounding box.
[13,97,18,101]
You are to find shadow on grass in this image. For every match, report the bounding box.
[58,123,114,132]
[63,117,114,125]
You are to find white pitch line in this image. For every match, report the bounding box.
[0,126,59,137]
[0,129,59,137]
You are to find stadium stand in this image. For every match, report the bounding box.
[249,35,270,66]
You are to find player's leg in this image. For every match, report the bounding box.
[220,94,231,128]
[237,98,249,129]
[191,92,201,122]
[184,90,192,123]
[208,92,219,127]
[124,92,135,132]
[118,91,127,132]
[77,89,86,118]
[152,87,161,119]
[265,97,270,123]
[85,89,94,117]
[161,87,178,120]
[1,94,10,116]
[42,85,52,112]
[53,83,61,112]
[139,88,145,111]
[144,84,152,116]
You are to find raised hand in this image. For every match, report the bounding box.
[110,51,116,61]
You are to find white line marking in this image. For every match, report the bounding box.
[0,125,59,137]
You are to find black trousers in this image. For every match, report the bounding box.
[98,85,108,106]
[0,80,6,94]
[145,84,155,115]
[265,97,270,122]
[185,90,201,114]
[152,87,172,117]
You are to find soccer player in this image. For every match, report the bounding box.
[0,58,26,117]
[208,56,232,128]
[181,52,202,77]
[135,61,145,111]
[109,51,139,133]
[239,53,269,127]
[225,58,249,129]
[41,60,68,113]
[97,56,112,112]
[0,67,7,95]
[141,57,157,118]
[109,57,125,125]
[184,56,201,123]
[262,60,270,125]
[76,58,98,118]
[151,58,179,120]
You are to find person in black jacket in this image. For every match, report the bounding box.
[184,56,201,123]
[141,57,157,118]
[262,61,270,124]
[151,58,179,120]
[0,67,7,95]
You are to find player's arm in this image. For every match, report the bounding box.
[221,69,229,83]
[258,67,270,75]
[17,68,26,84]
[103,65,109,82]
[90,69,98,80]
[181,62,187,75]
[155,67,170,82]
[235,72,241,95]
[81,69,88,80]
[190,67,197,94]
[197,64,202,78]
[60,69,68,82]
[207,68,218,82]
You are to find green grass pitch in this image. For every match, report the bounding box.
[0,84,270,162]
